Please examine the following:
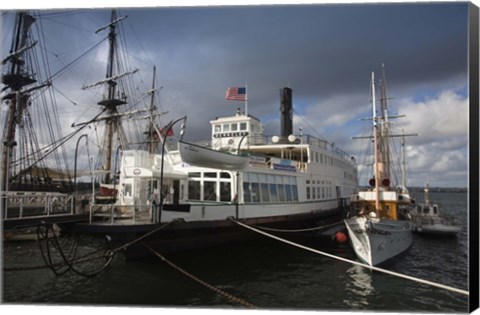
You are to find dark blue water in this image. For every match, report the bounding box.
[2,192,470,312]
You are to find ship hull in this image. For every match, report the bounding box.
[344,216,412,266]
[71,206,344,259]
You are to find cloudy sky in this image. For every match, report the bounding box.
[0,1,471,187]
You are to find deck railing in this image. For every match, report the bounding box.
[89,204,152,224]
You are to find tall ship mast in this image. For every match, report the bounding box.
[74,10,139,201]
[1,12,72,194]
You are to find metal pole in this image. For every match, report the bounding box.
[74,134,88,213]
[158,116,186,223]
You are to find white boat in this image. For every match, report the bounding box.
[344,69,413,266]
[411,183,461,236]
[75,86,358,258]
[179,140,249,170]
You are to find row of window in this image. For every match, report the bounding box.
[188,181,231,202]
[243,182,299,203]
[310,150,356,181]
[306,186,334,200]
[214,122,248,133]
[306,179,334,200]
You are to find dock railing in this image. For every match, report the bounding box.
[2,191,75,220]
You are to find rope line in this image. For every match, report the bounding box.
[230,218,469,297]
[142,242,256,308]
[110,220,175,253]
[252,220,343,233]
[36,223,114,277]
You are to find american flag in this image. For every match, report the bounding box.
[225,87,247,101]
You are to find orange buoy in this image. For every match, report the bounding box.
[335,231,348,244]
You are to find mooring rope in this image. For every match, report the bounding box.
[230,218,469,297]
[251,220,343,233]
[37,223,113,277]
[28,220,175,276]
[142,242,256,308]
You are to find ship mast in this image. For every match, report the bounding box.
[81,10,134,185]
[148,65,157,154]
[101,10,125,184]
[371,72,380,213]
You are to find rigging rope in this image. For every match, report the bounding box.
[229,218,469,297]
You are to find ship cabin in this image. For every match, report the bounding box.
[180,108,358,207]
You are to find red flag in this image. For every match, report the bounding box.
[160,125,174,137]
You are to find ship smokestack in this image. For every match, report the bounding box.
[280,87,293,138]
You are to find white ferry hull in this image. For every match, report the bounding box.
[344,216,412,266]
[74,201,344,259]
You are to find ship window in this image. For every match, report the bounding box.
[260,183,270,202]
[204,172,217,178]
[243,182,251,203]
[251,183,260,202]
[312,187,316,199]
[124,183,132,197]
[220,172,231,179]
[188,181,201,200]
[231,123,238,131]
[285,184,293,201]
[223,124,230,132]
[240,122,247,131]
[269,183,278,202]
[292,185,298,201]
[188,172,201,178]
[214,125,221,133]
[204,182,217,201]
[220,182,231,202]
[306,187,311,199]
[278,184,286,202]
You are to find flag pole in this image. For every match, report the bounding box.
[245,81,248,117]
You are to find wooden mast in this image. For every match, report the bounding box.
[95,10,127,185]
[1,12,37,191]
[371,72,380,213]
[148,65,157,154]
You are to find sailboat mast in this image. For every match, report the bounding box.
[381,64,391,183]
[401,129,406,188]
[371,72,380,213]
[148,65,157,154]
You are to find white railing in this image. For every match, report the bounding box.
[89,204,152,224]
[2,191,75,220]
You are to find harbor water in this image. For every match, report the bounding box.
[2,192,470,312]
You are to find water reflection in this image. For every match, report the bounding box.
[343,264,375,308]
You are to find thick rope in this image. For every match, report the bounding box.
[252,220,343,233]
[142,242,256,308]
[230,218,469,297]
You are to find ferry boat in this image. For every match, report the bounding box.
[75,86,358,257]
[344,70,414,266]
